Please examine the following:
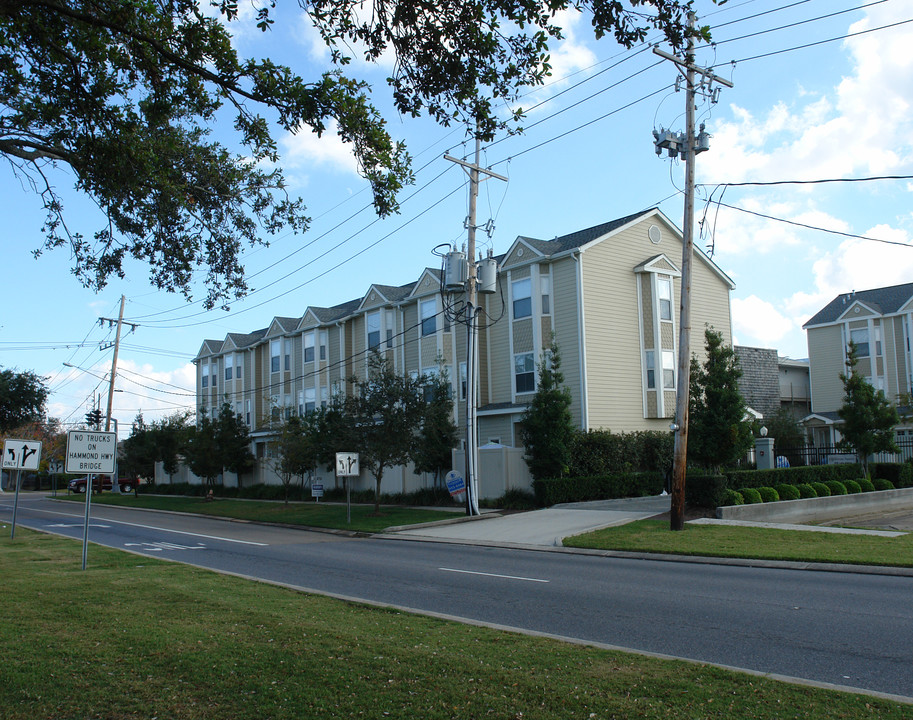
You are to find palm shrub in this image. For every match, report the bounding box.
[757,486,779,502]
[739,487,762,504]
[775,483,800,501]
[811,481,831,497]
[825,480,847,496]
[796,483,817,498]
[844,479,862,494]
[873,478,895,491]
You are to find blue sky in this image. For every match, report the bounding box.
[2,0,912,437]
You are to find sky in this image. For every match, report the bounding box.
[2,0,913,438]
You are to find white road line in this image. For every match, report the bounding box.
[439,567,549,583]
[8,504,268,546]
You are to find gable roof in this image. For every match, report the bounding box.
[803,282,913,328]
[516,208,656,256]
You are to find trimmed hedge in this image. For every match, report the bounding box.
[726,464,862,489]
[533,472,663,506]
[775,483,800,501]
[796,483,817,499]
[844,479,862,494]
[873,478,895,491]
[738,487,762,504]
[684,474,727,509]
[721,489,744,506]
[871,462,913,489]
[757,486,779,503]
[857,477,875,492]
[568,430,673,477]
[811,482,831,497]
[824,480,848,496]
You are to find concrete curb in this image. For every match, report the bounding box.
[718,487,913,524]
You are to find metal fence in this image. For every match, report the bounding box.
[774,438,913,467]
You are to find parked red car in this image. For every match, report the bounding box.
[67,475,137,494]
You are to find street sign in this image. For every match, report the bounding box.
[445,470,466,497]
[311,483,324,498]
[335,452,360,477]
[48,461,64,474]
[65,430,116,474]
[2,439,42,470]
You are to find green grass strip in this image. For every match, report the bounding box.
[566,519,913,567]
[2,528,910,719]
[54,493,460,532]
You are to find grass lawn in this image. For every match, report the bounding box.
[565,518,913,567]
[54,492,461,533]
[2,528,910,719]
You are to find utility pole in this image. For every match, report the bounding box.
[653,20,733,531]
[103,295,126,433]
[445,137,507,515]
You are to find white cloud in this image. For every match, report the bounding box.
[732,295,796,348]
[280,120,361,181]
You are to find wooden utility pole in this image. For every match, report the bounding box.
[653,21,733,530]
[104,294,126,433]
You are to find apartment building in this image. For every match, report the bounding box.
[193,207,735,493]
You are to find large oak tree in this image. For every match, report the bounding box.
[1,0,702,307]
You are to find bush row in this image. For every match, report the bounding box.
[568,430,674,476]
[533,472,664,507]
[721,477,897,506]
[141,482,460,506]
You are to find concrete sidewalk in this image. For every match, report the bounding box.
[393,494,671,546]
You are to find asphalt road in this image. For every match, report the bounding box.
[3,493,913,702]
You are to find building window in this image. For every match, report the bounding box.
[662,350,675,389]
[235,353,242,378]
[201,363,209,388]
[304,387,316,414]
[850,328,869,357]
[283,393,292,419]
[541,275,551,315]
[367,311,381,349]
[645,350,655,389]
[224,358,233,381]
[459,361,467,400]
[284,339,291,371]
[319,330,328,361]
[386,309,396,347]
[421,299,437,336]
[512,277,532,319]
[515,353,535,393]
[245,399,251,426]
[270,339,280,373]
[304,331,315,363]
[658,276,673,321]
[422,366,438,403]
[320,386,328,409]
[297,390,304,417]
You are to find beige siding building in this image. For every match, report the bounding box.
[193,208,736,494]
[802,283,913,445]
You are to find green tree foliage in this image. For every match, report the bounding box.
[344,353,426,513]
[270,413,322,503]
[838,341,899,477]
[120,414,156,482]
[519,340,575,481]
[412,368,459,486]
[0,1,701,307]
[0,367,48,433]
[688,327,753,472]
[184,402,254,486]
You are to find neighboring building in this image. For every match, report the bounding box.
[802,282,913,446]
[735,347,811,420]
[191,208,736,495]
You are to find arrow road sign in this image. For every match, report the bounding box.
[2,439,42,470]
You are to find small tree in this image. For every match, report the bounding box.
[270,413,322,503]
[688,327,753,472]
[344,353,426,513]
[839,341,899,477]
[184,402,253,487]
[0,367,48,433]
[412,368,459,487]
[120,413,157,482]
[519,339,575,481]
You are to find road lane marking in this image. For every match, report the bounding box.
[439,567,549,583]
[7,504,269,546]
[125,541,207,552]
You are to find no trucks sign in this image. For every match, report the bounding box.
[65,430,116,474]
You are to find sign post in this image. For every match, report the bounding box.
[335,452,359,525]
[66,430,116,569]
[3,439,42,539]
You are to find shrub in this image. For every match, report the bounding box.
[568,430,673,476]
[796,483,817,499]
[811,482,830,497]
[721,489,744,506]
[726,464,862,489]
[871,462,913,488]
[873,478,895,491]
[775,483,800,501]
[490,488,538,510]
[532,472,663,506]
[843,479,862,494]
[685,474,728,509]
[857,477,875,492]
[757,486,779,503]
[738,487,762,504]
[825,480,847,496]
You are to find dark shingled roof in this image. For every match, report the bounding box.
[804,282,913,327]
[226,329,267,348]
[516,209,656,256]
[372,282,416,302]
